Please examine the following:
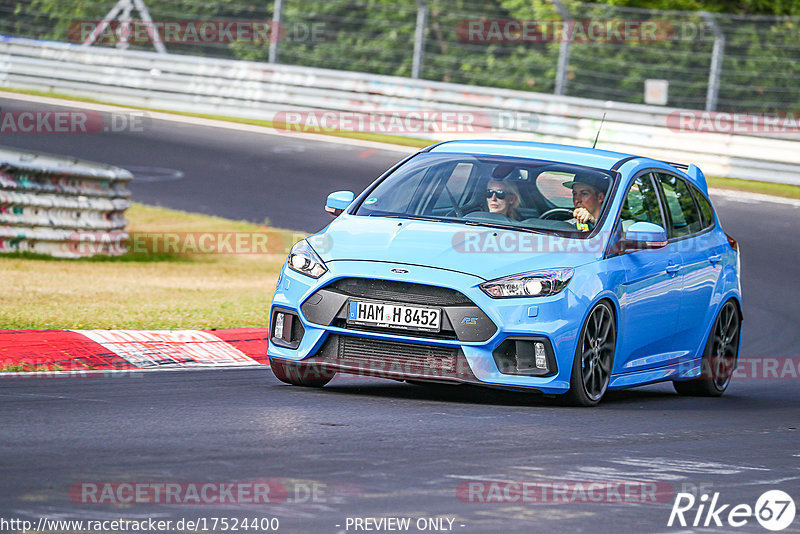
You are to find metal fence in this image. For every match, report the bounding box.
[3,0,799,112]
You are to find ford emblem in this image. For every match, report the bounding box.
[391,268,409,274]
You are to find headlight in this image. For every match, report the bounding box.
[480,268,574,298]
[287,240,328,278]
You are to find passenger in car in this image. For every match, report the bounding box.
[563,174,610,229]
[485,179,522,220]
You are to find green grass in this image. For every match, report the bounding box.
[707,176,800,200]
[0,203,297,330]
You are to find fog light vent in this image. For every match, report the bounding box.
[271,308,304,349]
[492,337,556,376]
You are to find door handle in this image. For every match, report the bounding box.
[666,264,680,276]
[708,254,722,265]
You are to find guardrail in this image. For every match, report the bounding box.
[1,36,799,185]
[0,145,131,257]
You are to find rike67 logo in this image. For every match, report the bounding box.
[668,490,796,531]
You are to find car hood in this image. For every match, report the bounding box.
[308,216,605,281]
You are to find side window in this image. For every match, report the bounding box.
[690,184,716,229]
[433,162,473,209]
[619,174,664,232]
[656,173,703,238]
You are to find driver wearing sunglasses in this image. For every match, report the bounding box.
[485,179,522,220]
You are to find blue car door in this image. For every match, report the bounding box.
[612,173,684,374]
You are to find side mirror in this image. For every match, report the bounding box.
[622,221,668,251]
[325,190,355,217]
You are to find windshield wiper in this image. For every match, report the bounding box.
[461,220,546,234]
[371,213,546,234]
[379,214,442,223]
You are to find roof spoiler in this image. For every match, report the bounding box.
[662,161,709,194]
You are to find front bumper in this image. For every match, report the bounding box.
[268,260,580,394]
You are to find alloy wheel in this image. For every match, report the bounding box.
[579,303,616,402]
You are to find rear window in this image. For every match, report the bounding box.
[690,184,716,229]
[655,173,703,238]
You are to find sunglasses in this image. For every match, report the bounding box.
[485,189,509,200]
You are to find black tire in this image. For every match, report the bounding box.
[269,357,335,387]
[565,301,617,407]
[673,300,740,397]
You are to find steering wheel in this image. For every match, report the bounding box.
[463,211,514,223]
[540,208,574,220]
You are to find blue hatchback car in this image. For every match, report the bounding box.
[268,141,742,406]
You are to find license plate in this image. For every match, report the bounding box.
[347,300,441,332]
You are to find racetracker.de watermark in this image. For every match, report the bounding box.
[453,230,608,254]
[272,110,539,135]
[450,230,691,254]
[457,19,725,43]
[731,358,800,380]
[0,357,92,379]
[0,109,148,134]
[68,20,325,44]
[68,479,358,505]
[674,358,800,382]
[456,19,675,43]
[67,231,306,256]
[456,480,675,504]
[666,111,800,135]
[70,481,286,505]
[278,358,800,383]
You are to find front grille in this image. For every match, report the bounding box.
[302,278,497,343]
[314,334,464,377]
[327,278,472,307]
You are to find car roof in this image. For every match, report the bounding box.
[426,140,708,194]
[428,140,636,170]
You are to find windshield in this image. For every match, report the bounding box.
[353,152,617,237]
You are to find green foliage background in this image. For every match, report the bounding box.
[2,0,798,111]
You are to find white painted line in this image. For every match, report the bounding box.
[0,91,418,154]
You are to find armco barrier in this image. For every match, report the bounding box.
[1,36,799,184]
[0,145,131,257]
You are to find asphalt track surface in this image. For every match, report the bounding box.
[1,96,799,533]
[0,97,405,232]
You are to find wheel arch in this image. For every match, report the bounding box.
[571,292,620,363]
[691,292,743,362]
[590,292,621,328]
